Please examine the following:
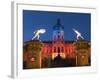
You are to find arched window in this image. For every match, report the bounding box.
[54,47,56,53]
[58,47,60,53]
[61,47,64,53]
[58,35,60,39]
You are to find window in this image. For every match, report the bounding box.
[54,47,56,52]
[61,47,64,53]
[58,47,60,53]
[58,35,60,39]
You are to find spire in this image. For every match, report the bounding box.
[57,19,61,25]
[53,19,64,30]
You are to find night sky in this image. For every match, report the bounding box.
[23,10,91,42]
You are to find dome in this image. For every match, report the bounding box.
[53,19,64,30]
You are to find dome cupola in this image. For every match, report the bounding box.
[53,19,64,30]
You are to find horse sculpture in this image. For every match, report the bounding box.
[72,28,84,40]
[32,29,46,40]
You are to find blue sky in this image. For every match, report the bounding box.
[23,10,91,42]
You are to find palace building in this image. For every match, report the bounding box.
[41,19,75,60]
[23,19,90,69]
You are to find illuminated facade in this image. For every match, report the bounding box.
[23,19,90,69]
[41,19,75,60]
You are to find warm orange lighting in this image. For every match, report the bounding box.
[31,57,35,62]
